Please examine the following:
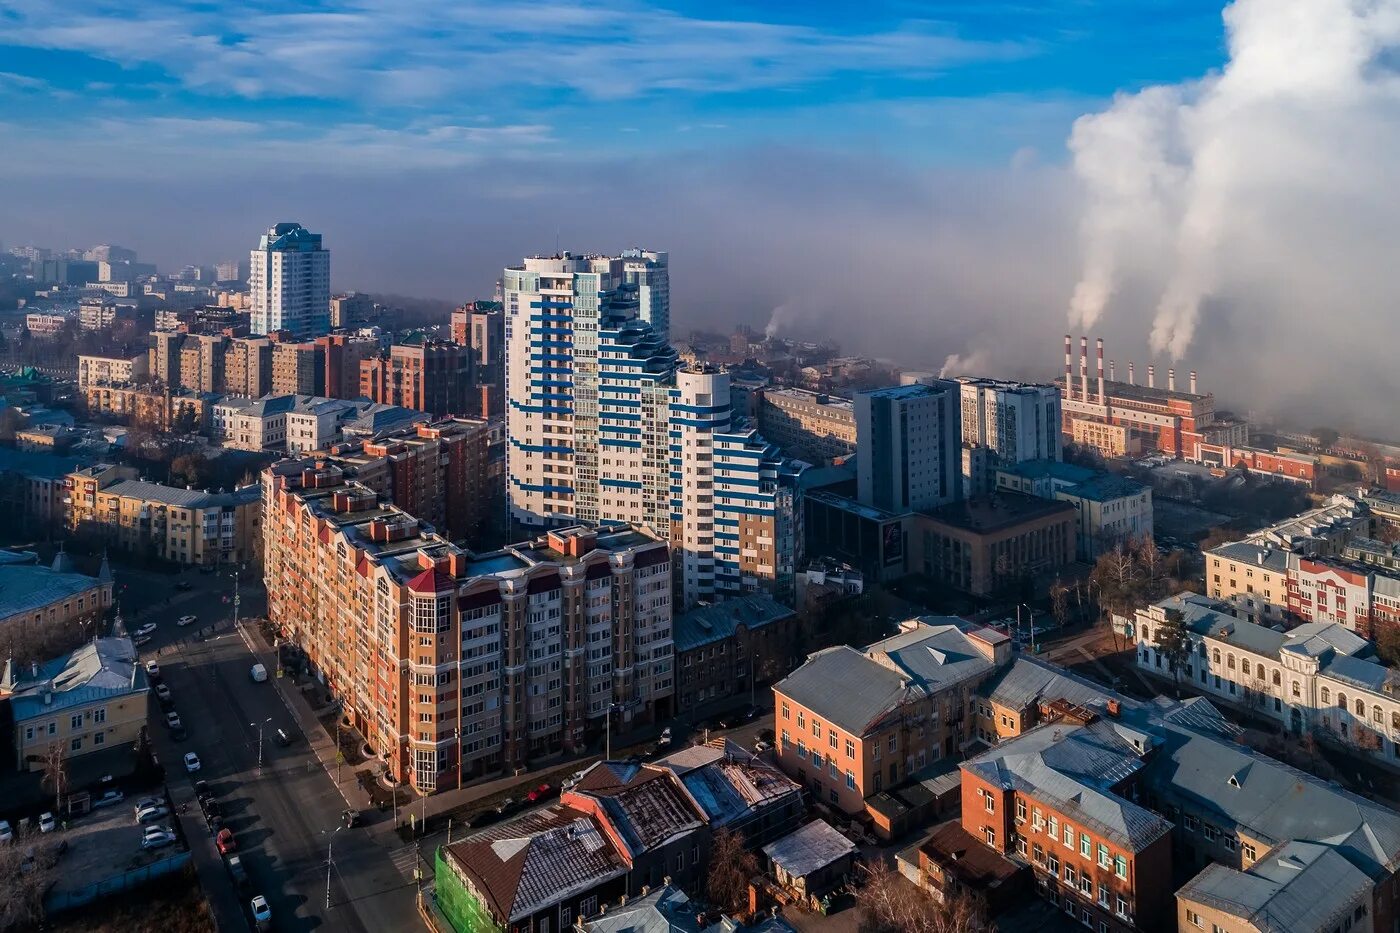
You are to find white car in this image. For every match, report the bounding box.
[154,683,172,702]
[178,615,197,627]
[38,813,55,834]
[183,752,202,773]
[251,895,272,927]
[165,711,182,730]
[145,660,160,679]
[0,820,11,843]
[135,622,158,637]
[142,829,177,850]
[136,805,169,824]
[133,796,162,814]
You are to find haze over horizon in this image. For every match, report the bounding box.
[5,0,1400,432]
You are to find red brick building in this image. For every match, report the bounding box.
[359,339,471,417]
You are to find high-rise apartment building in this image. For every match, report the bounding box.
[248,222,330,339]
[224,336,274,398]
[855,382,961,514]
[316,333,378,400]
[271,341,323,396]
[452,300,505,417]
[262,459,673,791]
[955,377,1062,496]
[619,248,670,342]
[755,387,857,464]
[502,252,802,608]
[359,340,469,416]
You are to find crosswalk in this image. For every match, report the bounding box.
[389,844,426,883]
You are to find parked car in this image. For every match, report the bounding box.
[193,780,212,802]
[135,623,158,637]
[142,829,177,850]
[494,796,517,815]
[251,894,272,929]
[172,724,188,741]
[136,805,169,824]
[273,728,292,748]
[227,854,250,890]
[657,727,672,747]
[133,635,152,647]
[215,828,236,854]
[178,614,197,627]
[38,813,55,834]
[526,783,554,803]
[165,711,182,730]
[202,798,222,820]
[154,683,172,702]
[144,660,160,680]
[174,581,193,592]
[183,752,202,773]
[93,789,124,808]
[134,796,163,814]
[142,824,174,841]
[249,663,268,683]
[0,820,11,843]
[342,809,362,829]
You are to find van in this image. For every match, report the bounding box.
[250,663,268,683]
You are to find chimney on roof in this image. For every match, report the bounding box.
[1109,360,1116,383]
[1168,368,1177,392]
[1190,370,1198,394]
[1107,699,1121,718]
[1127,362,1135,385]
[1147,364,1156,389]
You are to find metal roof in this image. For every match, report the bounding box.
[762,820,856,879]
[672,595,794,654]
[0,563,107,621]
[1176,842,1372,933]
[980,656,1140,714]
[100,479,260,509]
[5,636,146,721]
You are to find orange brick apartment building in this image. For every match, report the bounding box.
[262,460,673,791]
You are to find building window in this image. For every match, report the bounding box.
[781,702,790,720]
[93,732,105,746]
[70,737,81,751]
[1114,854,1127,879]
[846,770,856,790]
[70,713,83,730]
[1186,909,1203,928]
[93,708,106,724]
[1062,825,1073,849]
[1079,833,1090,857]
[984,795,995,813]
[797,741,806,760]
[580,897,598,919]
[1048,816,1059,838]
[1097,844,1111,869]
[984,826,995,845]
[1016,799,1027,822]
[846,738,855,759]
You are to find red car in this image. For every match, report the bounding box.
[526,783,555,803]
[216,828,237,855]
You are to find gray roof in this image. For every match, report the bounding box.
[101,479,260,509]
[980,656,1140,714]
[0,563,107,621]
[652,742,801,829]
[775,621,994,736]
[673,595,794,654]
[0,447,84,481]
[1177,842,1372,933]
[962,720,1173,851]
[1145,722,1400,877]
[762,820,856,878]
[1209,540,1290,572]
[5,637,146,720]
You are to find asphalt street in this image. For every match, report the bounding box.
[136,574,417,932]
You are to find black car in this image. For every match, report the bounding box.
[174,581,193,592]
[194,780,212,801]
[203,798,222,819]
[273,728,292,748]
[342,809,361,828]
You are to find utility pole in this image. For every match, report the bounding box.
[251,717,271,772]
[335,720,343,785]
[324,826,342,910]
[232,566,240,629]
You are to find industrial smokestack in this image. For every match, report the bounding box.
[1128,362,1135,385]
[1147,364,1156,388]
[1168,368,1176,392]
[1064,334,1073,399]
[1189,370,1198,394]
[1109,360,1116,382]
[1096,338,1105,403]
[1079,336,1089,404]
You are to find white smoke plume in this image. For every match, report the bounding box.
[1069,0,1400,358]
[764,303,797,339]
[938,349,992,378]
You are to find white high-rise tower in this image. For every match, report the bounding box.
[248,222,330,339]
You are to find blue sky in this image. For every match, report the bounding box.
[0,1,1227,170]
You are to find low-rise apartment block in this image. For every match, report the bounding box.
[77,353,149,390]
[79,383,213,432]
[672,595,799,713]
[773,618,1009,814]
[66,465,261,566]
[0,549,113,628]
[0,636,147,771]
[994,459,1152,560]
[263,461,673,790]
[911,492,1076,596]
[1134,592,1400,768]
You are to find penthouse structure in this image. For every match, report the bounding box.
[359,339,471,417]
[502,252,804,608]
[755,387,857,464]
[1057,335,1247,460]
[249,222,330,338]
[262,463,673,790]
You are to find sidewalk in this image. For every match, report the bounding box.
[166,750,247,932]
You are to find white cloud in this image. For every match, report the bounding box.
[0,0,1028,104]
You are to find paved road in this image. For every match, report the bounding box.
[145,606,415,931]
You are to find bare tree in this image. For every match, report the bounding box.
[1049,579,1070,629]
[0,828,56,929]
[857,860,992,933]
[706,827,758,916]
[41,741,67,814]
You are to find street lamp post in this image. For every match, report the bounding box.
[251,717,272,772]
[324,825,342,910]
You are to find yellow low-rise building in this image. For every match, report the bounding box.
[1,636,147,771]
